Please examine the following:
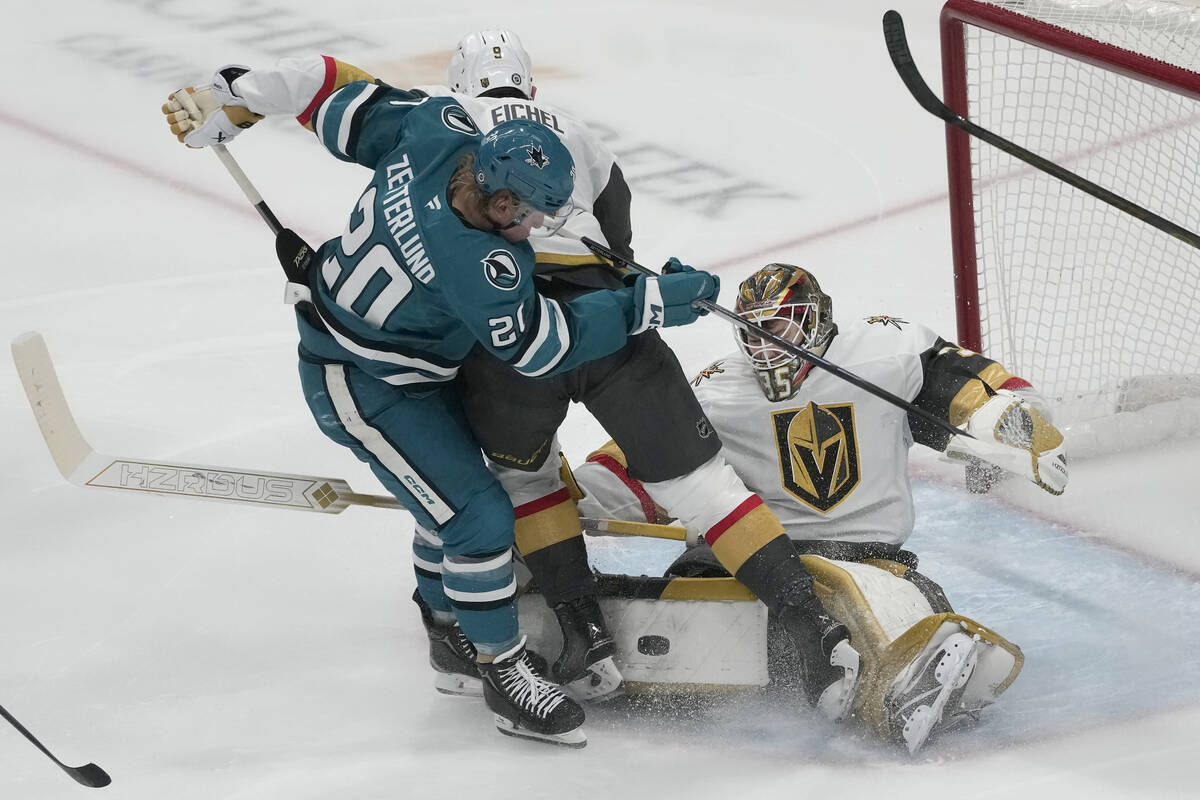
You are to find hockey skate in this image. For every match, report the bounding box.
[480,636,587,748]
[551,596,624,701]
[885,631,980,754]
[777,599,862,721]
[414,590,482,697]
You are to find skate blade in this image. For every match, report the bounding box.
[434,672,483,697]
[816,640,862,722]
[494,714,588,748]
[566,656,624,702]
[902,636,980,755]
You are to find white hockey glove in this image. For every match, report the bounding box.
[944,389,1069,495]
[162,65,263,148]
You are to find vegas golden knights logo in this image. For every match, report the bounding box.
[772,402,860,512]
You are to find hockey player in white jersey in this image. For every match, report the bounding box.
[573,263,1068,753]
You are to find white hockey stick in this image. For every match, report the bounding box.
[13,332,685,538]
[11,331,401,514]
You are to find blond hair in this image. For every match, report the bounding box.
[449,152,519,218]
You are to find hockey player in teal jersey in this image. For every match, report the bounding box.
[162,58,720,747]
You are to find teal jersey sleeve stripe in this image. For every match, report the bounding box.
[313,81,381,161]
[512,296,571,377]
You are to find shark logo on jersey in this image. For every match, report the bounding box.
[442,104,479,136]
[772,402,860,512]
[525,145,550,169]
[691,360,726,387]
[483,250,521,290]
[865,315,908,329]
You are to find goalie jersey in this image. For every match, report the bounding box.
[689,316,1028,546]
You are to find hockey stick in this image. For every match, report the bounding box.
[13,331,686,536]
[212,143,283,235]
[579,517,688,542]
[579,237,970,442]
[12,331,402,514]
[0,703,111,788]
[882,9,1200,251]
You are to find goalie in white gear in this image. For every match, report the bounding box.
[573,263,1067,753]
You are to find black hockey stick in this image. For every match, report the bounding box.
[0,703,111,788]
[579,237,970,441]
[882,9,1200,251]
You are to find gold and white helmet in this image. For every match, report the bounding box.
[734,264,837,401]
[448,30,534,99]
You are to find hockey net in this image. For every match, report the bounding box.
[941,0,1200,458]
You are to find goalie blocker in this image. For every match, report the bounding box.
[517,546,1022,755]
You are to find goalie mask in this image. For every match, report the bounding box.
[448,30,534,99]
[734,264,837,402]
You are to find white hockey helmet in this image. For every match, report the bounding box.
[734,264,838,402]
[448,30,534,99]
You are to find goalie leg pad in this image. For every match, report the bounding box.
[855,613,1024,752]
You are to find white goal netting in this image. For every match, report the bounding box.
[945,0,1200,454]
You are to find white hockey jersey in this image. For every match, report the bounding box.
[688,318,945,545]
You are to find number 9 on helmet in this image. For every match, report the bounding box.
[448,29,534,99]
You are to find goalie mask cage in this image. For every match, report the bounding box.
[941,0,1200,454]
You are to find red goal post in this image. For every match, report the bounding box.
[939,0,1200,455]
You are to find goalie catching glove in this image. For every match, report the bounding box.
[162,65,263,148]
[944,389,1068,495]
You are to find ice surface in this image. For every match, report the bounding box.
[1,2,1197,798]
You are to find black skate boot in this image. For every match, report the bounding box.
[413,590,481,697]
[480,636,587,748]
[551,595,623,701]
[777,596,861,721]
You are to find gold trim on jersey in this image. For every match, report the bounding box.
[514,495,582,555]
[708,508,787,575]
[772,402,861,513]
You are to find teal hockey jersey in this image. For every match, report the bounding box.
[296,81,639,386]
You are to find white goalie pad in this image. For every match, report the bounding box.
[517,556,1023,754]
[519,577,770,688]
[799,556,1023,747]
[870,615,1024,753]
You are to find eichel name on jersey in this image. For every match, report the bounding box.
[291,76,643,387]
[487,102,567,133]
[412,85,633,277]
[691,315,1032,546]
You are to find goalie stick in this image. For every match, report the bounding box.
[882,9,1200,251]
[578,236,971,443]
[0,703,111,788]
[14,331,684,539]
